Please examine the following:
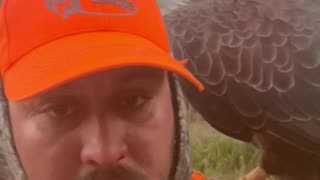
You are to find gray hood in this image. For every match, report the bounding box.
[0,75,192,180]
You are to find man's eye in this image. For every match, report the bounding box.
[45,105,74,119]
[119,95,149,109]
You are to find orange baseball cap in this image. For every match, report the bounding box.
[0,0,204,101]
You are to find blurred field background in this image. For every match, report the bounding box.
[188,112,262,180]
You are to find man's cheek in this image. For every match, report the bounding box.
[126,112,174,178]
[17,132,81,180]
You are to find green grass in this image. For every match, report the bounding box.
[189,117,262,180]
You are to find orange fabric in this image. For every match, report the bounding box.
[0,0,204,101]
[192,170,207,180]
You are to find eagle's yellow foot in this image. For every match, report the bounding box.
[239,166,268,180]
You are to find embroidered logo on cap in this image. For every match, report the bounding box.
[46,0,139,19]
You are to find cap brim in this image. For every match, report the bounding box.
[4,32,204,101]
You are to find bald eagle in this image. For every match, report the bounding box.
[162,0,320,179]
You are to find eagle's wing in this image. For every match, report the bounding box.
[163,0,320,156]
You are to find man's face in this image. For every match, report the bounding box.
[8,67,175,180]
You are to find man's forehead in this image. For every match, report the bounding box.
[64,66,166,87]
[12,67,168,103]
[38,67,166,97]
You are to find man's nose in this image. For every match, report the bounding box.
[80,116,128,167]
